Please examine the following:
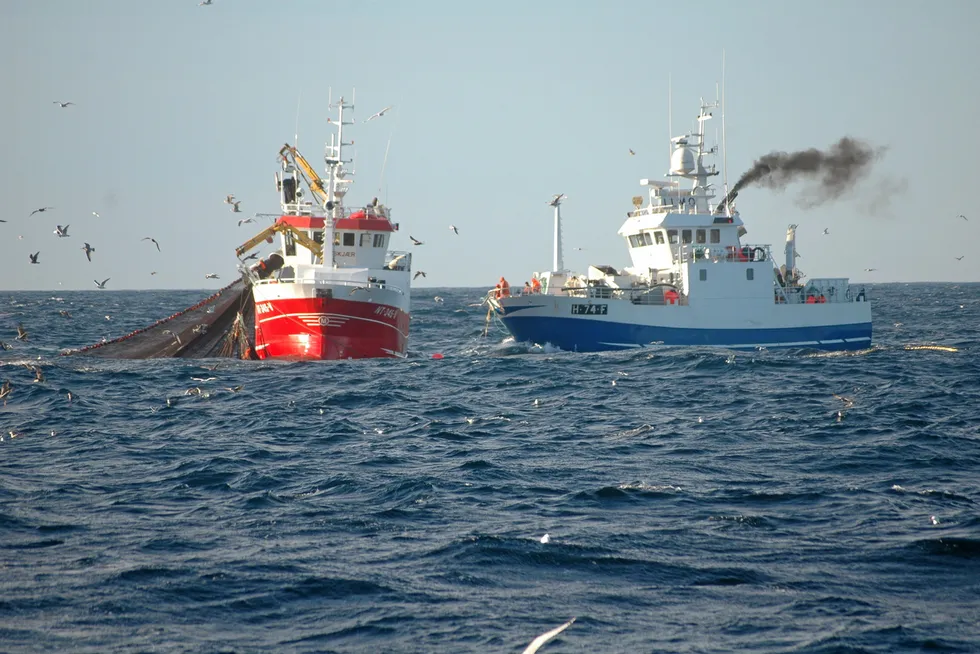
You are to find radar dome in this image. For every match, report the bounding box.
[670,144,696,175]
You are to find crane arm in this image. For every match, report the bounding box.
[278,143,329,208]
[236,222,324,261]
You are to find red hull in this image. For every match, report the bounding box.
[254,296,409,360]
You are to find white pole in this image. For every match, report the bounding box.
[553,202,563,272]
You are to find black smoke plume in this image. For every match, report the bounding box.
[716,137,884,213]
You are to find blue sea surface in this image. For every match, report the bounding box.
[2,283,979,653]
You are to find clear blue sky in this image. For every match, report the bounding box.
[2,0,978,290]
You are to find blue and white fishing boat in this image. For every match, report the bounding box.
[486,96,872,352]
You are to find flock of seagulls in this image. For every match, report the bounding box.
[404,224,460,283]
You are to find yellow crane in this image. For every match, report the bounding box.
[278,143,329,208]
[236,222,323,261]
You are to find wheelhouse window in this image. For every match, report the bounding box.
[699,269,707,281]
[710,228,720,244]
[667,229,678,244]
[654,231,665,245]
[333,232,341,246]
[682,229,692,244]
[360,233,372,247]
[629,234,650,248]
[696,229,706,244]
[312,230,324,244]
[746,268,754,281]
[284,231,296,256]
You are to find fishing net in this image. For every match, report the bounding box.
[62,278,257,359]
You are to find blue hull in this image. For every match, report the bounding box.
[500,315,873,352]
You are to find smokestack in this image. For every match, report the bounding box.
[715,137,883,213]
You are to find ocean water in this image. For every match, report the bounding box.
[2,283,979,653]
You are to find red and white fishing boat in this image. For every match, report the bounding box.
[236,94,411,360]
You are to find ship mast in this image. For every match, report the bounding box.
[666,98,719,214]
[548,193,567,272]
[325,94,355,222]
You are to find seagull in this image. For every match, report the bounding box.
[59,309,72,318]
[29,251,40,264]
[958,214,968,221]
[409,235,424,246]
[348,286,366,295]
[241,252,259,261]
[413,270,426,280]
[522,618,576,654]
[16,324,29,341]
[629,148,636,155]
[364,105,393,122]
[199,0,213,5]
[225,384,244,393]
[0,340,12,350]
[449,224,459,235]
[151,271,158,275]
[864,268,877,272]
[823,228,830,235]
[94,278,110,289]
[954,255,965,261]
[29,207,53,217]
[54,224,70,237]
[832,393,855,409]
[162,329,181,344]
[237,217,255,227]
[386,254,408,270]
[24,364,44,383]
[230,200,242,213]
[224,194,236,204]
[205,273,220,279]
[142,237,161,251]
[547,193,566,207]
[81,242,95,261]
[53,101,74,108]
[91,211,101,218]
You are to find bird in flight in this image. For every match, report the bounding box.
[142,237,161,251]
[230,200,242,213]
[224,194,236,205]
[864,268,877,272]
[94,278,110,289]
[205,273,220,279]
[823,228,830,235]
[54,224,70,237]
[29,251,39,264]
[523,618,576,654]
[629,148,636,156]
[241,252,259,261]
[16,323,29,341]
[199,0,213,5]
[386,254,407,270]
[81,242,95,261]
[364,105,393,122]
[409,235,424,246]
[449,224,459,235]
[29,207,53,217]
[237,217,255,227]
[955,255,965,261]
[151,271,158,275]
[413,270,426,280]
[958,214,968,221]
[53,101,74,108]
[92,211,101,218]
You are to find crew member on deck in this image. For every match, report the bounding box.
[531,277,542,294]
[498,276,511,298]
[523,281,531,295]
